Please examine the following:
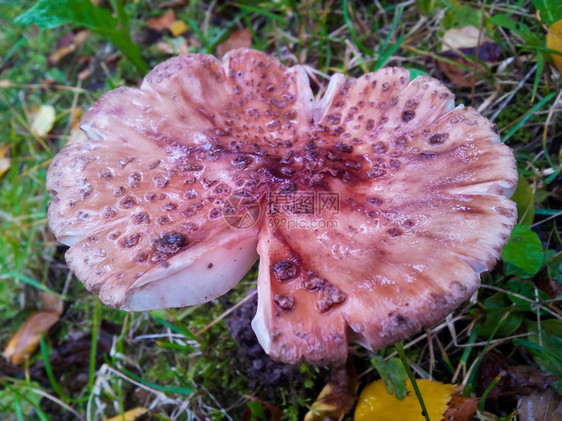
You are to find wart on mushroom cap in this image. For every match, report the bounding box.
[47,48,518,364]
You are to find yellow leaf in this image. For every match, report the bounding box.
[170,20,189,37]
[355,379,460,421]
[30,105,56,138]
[546,20,562,73]
[106,407,148,421]
[2,311,60,365]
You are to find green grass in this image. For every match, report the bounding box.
[0,0,561,420]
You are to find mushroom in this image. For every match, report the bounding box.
[47,49,518,364]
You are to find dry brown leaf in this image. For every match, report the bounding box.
[49,30,90,64]
[169,20,189,37]
[0,143,11,179]
[30,104,56,138]
[147,10,175,31]
[546,20,562,73]
[106,407,148,421]
[443,393,479,421]
[2,311,60,365]
[304,356,358,421]
[217,28,252,58]
[39,291,64,316]
[518,389,562,421]
[438,25,502,88]
[78,68,91,81]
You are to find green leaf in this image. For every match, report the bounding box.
[474,293,524,339]
[502,225,544,274]
[371,356,408,400]
[545,250,562,284]
[442,0,494,33]
[95,27,147,73]
[247,402,269,421]
[416,0,436,15]
[504,279,549,310]
[15,0,117,30]
[490,14,541,47]
[407,68,428,80]
[511,176,535,225]
[532,0,562,26]
[15,0,147,73]
[120,366,193,395]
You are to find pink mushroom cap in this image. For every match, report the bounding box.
[47,49,518,364]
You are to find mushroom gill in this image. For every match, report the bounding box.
[47,49,518,364]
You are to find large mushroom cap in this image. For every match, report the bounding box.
[47,49,517,364]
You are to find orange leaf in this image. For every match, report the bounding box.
[443,393,479,421]
[546,20,562,73]
[2,311,60,365]
[216,28,252,58]
[147,10,176,31]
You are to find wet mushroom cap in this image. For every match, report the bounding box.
[47,49,518,364]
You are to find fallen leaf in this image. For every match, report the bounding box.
[441,25,487,52]
[26,320,118,390]
[49,30,90,64]
[216,28,252,58]
[147,10,175,31]
[354,378,461,421]
[518,389,562,421]
[241,396,282,421]
[78,68,91,81]
[443,393,479,421]
[156,38,190,55]
[546,20,562,73]
[0,143,11,179]
[304,356,358,421]
[39,291,64,316]
[66,106,88,145]
[438,25,502,88]
[477,350,557,413]
[2,311,60,365]
[169,20,188,37]
[106,407,148,421]
[30,104,56,138]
